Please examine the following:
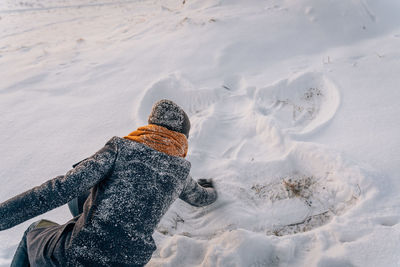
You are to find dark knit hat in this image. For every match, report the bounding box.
[148,99,191,138]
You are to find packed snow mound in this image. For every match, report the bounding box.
[139,72,339,136]
[138,72,339,160]
[255,72,340,136]
[158,142,363,238]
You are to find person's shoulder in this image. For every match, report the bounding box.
[106,136,151,153]
[111,136,191,169]
[106,136,121,144]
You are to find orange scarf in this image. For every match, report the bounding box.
[124,124,188,158]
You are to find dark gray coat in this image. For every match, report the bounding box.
[0,137,217,266]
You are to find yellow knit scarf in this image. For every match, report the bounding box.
[124,124,188,158]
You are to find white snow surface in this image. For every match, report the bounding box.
[1,0,400,266]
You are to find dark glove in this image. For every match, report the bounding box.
[197,178,214,188]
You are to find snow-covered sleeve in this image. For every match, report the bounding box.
[179,176,217,207]
[0,138,118,231]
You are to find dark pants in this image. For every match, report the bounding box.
[11,192,89,266]
[10,221,40,267]
[10,220,58,267]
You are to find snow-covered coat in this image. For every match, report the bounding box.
[0,136,217,266]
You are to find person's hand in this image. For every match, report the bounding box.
[197,178,214,188]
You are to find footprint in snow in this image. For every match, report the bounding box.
[254,72,340,137]
[157,142,363,238]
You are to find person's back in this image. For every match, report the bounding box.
[0,99,217,267]
[68,138,191,266]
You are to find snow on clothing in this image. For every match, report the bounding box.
[148,99,191,138]
[0,135,217,266]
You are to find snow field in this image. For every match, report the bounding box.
[1,0,400,266]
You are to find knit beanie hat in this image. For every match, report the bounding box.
[148,99,191,138]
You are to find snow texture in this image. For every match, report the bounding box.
[1,0,400,266]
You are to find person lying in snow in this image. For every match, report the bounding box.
[0,99,217,267]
